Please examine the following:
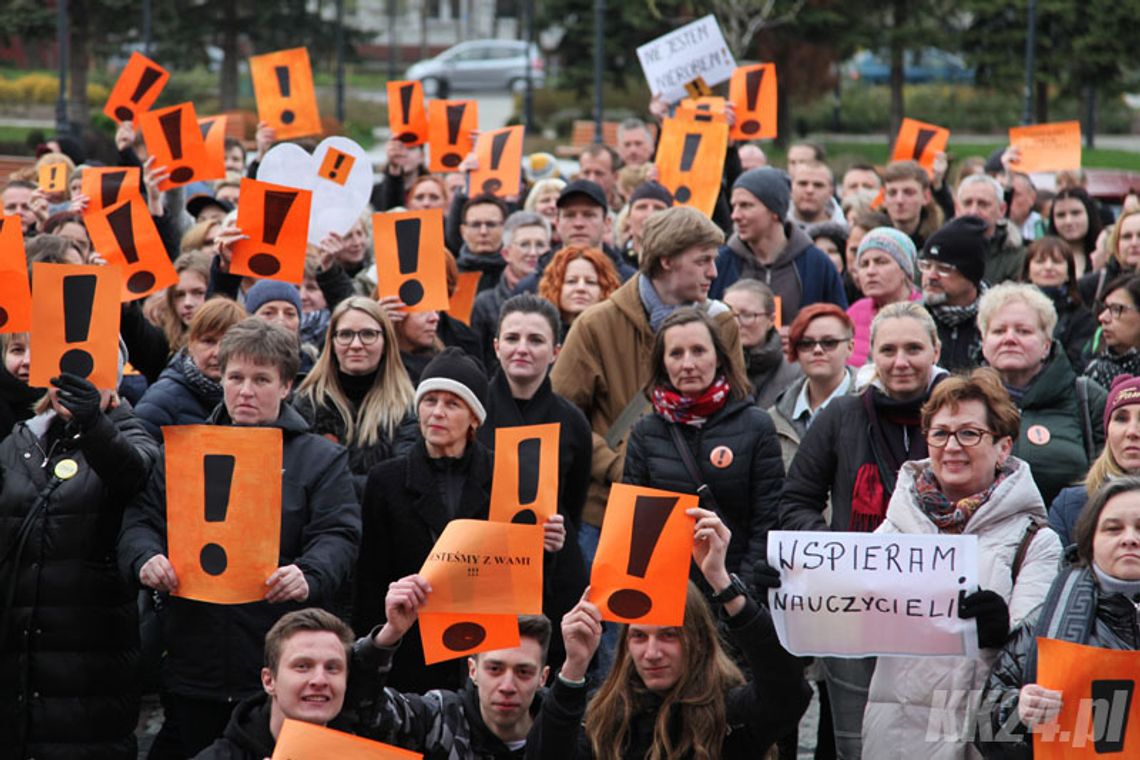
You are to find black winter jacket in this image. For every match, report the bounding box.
[530,598,811,760]
[134,351,223,442]
[117,403,361,702]
[0,404,159,760]
[623,397,784,584]
[0,365,38,443]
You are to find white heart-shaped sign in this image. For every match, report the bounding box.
[256,136,374,245]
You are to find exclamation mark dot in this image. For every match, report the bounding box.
[200,454,236,576]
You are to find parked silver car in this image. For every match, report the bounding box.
[405,40,544,96]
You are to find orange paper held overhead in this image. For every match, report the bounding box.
[197,115,229,182]
[1009,121,1082,174]
[1033,637,1140,758]
[428,100,478,173]
[165,425,283,605]
[420,612,521,665]
[892,118,951,176]
[489,423,561,525]
[273,719,422,759]
[373,208,449,312]
[446,271,482,325]
[471,126,525,200]
[231,178,313,284]
[251,47,322,140]
[83,196,179,301]
[729,63,778,140]
[138,102,213,191]
[29,264,121,389]
[81,167,142,212]
[676,97,729,125]
[419,519,544,616]
[387,80,429,146]
[103,51,170,124]
[0,217,31,333]
[655,117,729,218]
[590,483,697,627]
[38,161,69,193]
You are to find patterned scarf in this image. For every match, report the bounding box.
[651,376,731,426]
[928,301,979,329]
[176,349,223,402]
[914,461,1014,534]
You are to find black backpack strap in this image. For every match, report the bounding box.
[667,423,723,515]
[603,393,651,450]
[1075,376,1095,463]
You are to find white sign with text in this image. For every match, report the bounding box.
[636,15,737,103]
[767,531,979,658]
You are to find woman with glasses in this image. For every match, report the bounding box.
[978,283,1106,506]
[1021,236,1097,372]
[294,296,418,496]
[862,369,1062,757]
[770,304,858,473]
[723,278,801,408]
[1085,274,1140,389]
[846,227,922,367]
[624,307,784,588]
[780,300,946,758]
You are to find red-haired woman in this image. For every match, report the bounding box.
[538,245,622,342]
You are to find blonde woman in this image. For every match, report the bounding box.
[293,296,418,495]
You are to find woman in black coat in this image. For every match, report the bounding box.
[0,370,159,760]
[0,332,39,442]
[354,348,566,695]
[623,307,785,587]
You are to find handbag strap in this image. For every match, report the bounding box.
[1075,376,1095,463]
[667,423,723,514]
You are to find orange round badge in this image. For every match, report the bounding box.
[1026,425,1051,446]
[710,446,734,468]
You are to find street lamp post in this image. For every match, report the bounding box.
[55,0,70,137]
[593,0,603,143]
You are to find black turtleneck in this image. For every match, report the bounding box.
[337,367,379,407]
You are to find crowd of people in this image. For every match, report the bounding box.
[1,81,1140,760]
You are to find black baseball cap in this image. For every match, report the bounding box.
[186,194,235,220]
[557,179,607,210]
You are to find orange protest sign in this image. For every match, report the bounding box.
[251,47,322,140]
[676,97,728,125]
[0,216,31,333]
[387,80,429,146]
[446,271,481,325]
[138,102,212,190]
[590,483,697,626]
[773,295,782,329]
[165,425,283,605]
[373,208,449,311]
[428,100,478,173]
[197,115,229,181]
[1034,638,1140,757]
[83,197,179,300]
[29,263,121,389]
[231,178,313,284]
[273,718,422,760]
[103,51,170,124]
[489,423,560,524]
[419,612,521,665]
[38,161,68,194]
[81,167,142,212]
[318,147,356,186]
[892,118,950,176]
[419,519,544,616]
[655,117,729,218]
[1009,121,1082,174]
[471,126,525,199]
[729,63,778,140]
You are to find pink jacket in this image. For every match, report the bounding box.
[846,290,923,367]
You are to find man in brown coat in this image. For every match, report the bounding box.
[551,206,745,556]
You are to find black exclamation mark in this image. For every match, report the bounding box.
[739,68,765,135]
[397,84,417,143]
[49,165,59,187]
[107,203,156,294]
[199,454,236,577]
[159,110,194,184]
[101,171,127,207]
[275,66,295,125]
[328,154,345,179]
[674,134,702,204]
[1091,679,1134,752]
[248,191,297,276]
[607,495,678,619]
[115,66,164,122]
[694,103,713,123]
[481,132,511,194]
[59,274,97,378]
[912,128,937,161]
[441,104,466,168]
[394,218,424,306]
[510,438,542,524]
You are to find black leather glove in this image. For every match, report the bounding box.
[958,589,1010,649]
[51,372,103,429]
[751,560,782,599]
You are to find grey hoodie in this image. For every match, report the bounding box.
[725,221,815,321]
